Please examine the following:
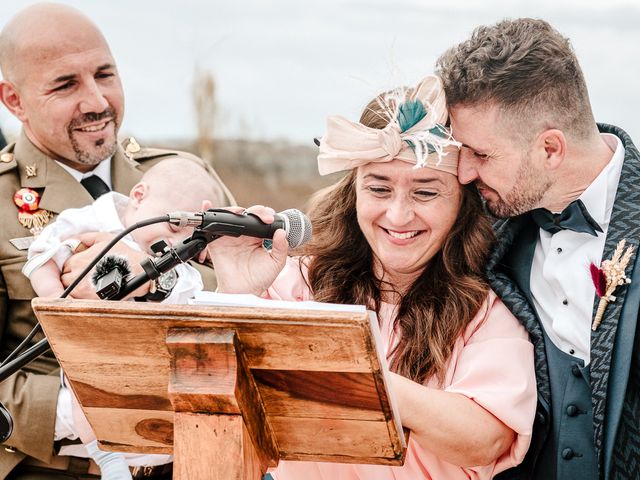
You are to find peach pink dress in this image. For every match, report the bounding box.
[267,258,536,480]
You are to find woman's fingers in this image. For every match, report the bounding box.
[243,205,276,224]
[271,229,289,263]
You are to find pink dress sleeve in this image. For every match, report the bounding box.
[442,290,536,477]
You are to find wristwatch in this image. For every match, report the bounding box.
[142,268,178,302]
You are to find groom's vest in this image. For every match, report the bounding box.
[535,332,597,479]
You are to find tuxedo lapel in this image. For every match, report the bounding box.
[501,218,539,307]
[487,215,551,409]
[590,124,640,478]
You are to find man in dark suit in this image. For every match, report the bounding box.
[0,3,233,478]
[437,18,640,480]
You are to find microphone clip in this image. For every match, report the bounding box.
[94,268,125,300]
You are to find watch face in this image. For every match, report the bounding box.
[158,269,178,290]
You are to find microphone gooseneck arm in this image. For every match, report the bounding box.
[0,215,170,370]
[0,216,169,370]
[109,226,219,300]
[0,214,173,442]
[0,208,304,441]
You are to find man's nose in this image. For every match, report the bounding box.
[457,151,480,185]
[79,79,109,114]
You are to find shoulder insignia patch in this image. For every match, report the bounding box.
[124,137,141,161]
[0,152,17,175]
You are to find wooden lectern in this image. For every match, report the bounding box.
[33,298,406,479]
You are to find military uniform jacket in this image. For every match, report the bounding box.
[492,124,640,480]
[0,132,234,478]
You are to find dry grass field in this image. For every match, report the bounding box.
[161,137,343,212]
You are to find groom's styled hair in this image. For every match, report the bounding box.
[436,18,597,145]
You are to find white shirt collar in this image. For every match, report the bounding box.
[576,133,624,232]
[55,157,113,189]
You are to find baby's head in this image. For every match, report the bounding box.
[124,157,226,252]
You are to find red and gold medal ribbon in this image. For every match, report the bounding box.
[13,188,53,230]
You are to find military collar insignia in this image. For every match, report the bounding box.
[25,164,37,178]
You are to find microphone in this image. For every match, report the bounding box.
[91,254,132,300]
[168,208,312,248]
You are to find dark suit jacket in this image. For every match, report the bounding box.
[492,124,640,480]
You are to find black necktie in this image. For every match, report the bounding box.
[531,199,603,236]
[80,175,110,200]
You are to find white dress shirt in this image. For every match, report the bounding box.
[530,134,624,364]
[55,156,113,189]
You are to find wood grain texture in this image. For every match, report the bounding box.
[167,328,240,414]
[271,416,402,462]
[167,327,278,468]
[253,370,383,420]
[173,413,265,480]
[33,299,406,465]
[83,407,173,453]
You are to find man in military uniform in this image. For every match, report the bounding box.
[0,4,234,478]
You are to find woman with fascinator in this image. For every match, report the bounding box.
[208,75,537,479]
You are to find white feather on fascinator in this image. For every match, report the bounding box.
[317,75,460,176]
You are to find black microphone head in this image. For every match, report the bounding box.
[91,254,132,287]
[278,209,312,248]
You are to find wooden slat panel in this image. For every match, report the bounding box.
[272,416,400,460]
[254,370,383,420]
[84,407,173,453]
[74,378,172,410]
[43,313,372,373]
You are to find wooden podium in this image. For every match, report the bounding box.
[33,298,406,479]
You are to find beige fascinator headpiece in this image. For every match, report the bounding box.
[317,74,460,176]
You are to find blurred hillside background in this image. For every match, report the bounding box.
[2,0,639,210]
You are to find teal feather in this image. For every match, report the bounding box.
[429,124,447,138]
[397,100,427,133]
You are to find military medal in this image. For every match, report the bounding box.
[13,188,53,230]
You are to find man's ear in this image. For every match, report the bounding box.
[0,80,27,122]
[129,182,148,207]
[537,129,566,171]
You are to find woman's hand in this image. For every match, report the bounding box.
[207,205,289,295]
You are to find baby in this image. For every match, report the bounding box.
[23,157,227,479]
[23,157,225,299]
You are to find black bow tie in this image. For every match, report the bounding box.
[531,199,603,236]
[80,175,110,200]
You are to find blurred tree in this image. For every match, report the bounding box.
[192,66,216,164]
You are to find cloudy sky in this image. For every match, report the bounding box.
[1,0,639,145]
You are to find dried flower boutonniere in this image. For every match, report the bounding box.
[590,239,635,331]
